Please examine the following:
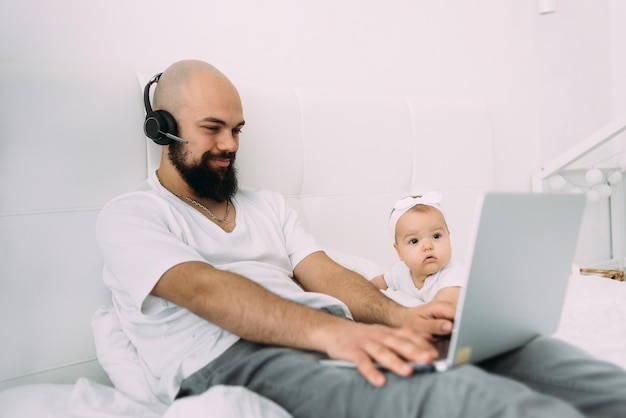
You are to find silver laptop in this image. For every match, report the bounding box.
[323,192,586,372]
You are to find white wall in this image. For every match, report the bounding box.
[2,0,620,183]
[534,0,626,267]
[536,0,611,164]
[1,0,621,264]
[535,0,625,163]
[609,1,626,119]
[1,0,544,191]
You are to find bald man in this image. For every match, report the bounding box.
[96,60,626,417]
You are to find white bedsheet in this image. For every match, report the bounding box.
[1,273,624,418]
[553,273,626,370]
[0,379,290,418]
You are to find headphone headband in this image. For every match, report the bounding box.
[143,73,162,115]
[142,72,187,145]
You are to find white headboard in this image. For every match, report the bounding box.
[0,64,494,389]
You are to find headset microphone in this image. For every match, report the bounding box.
[161,132,188,144]
[143,73,188,145]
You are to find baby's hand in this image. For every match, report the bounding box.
[432,286,461,310]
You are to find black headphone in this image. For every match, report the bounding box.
[143,73,188,145]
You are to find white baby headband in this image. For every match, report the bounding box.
[388,191,445,239]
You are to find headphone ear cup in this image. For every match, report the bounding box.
[144,110,179,146]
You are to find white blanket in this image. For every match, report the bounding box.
[553,273,626,369]
[0,273,624,418]
[0,379,290,418]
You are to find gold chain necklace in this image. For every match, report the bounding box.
[156,171,231,223]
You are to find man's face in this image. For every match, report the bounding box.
[168,72,245,202]
[168,142,237,202]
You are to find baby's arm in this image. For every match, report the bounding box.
[432,286,461,308]
[369,274,388,290]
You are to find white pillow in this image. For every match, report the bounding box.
[0,383,75,418]
[68,378,162,418]
[323,247,384,280]
[91,305,168,413]
[92,307,294,417]
[91,249,383,415]
[163,385,291,418]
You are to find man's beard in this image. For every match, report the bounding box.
[168,142,238,202]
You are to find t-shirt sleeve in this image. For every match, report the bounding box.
[438,260,468,289]
[96,192,206,311]
[382,261,409,291]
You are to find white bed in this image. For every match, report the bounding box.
[0,273,624,418]
[1,64,624,417]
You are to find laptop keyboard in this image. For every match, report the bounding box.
[432,335,451,358]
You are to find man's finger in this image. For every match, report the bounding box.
[355,355,387,387]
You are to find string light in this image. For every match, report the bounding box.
[544,150,626,203]
[546,167,623,204]
[585,168,604,185]
[548,174,566,190]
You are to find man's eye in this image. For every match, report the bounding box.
[233,128,243,135]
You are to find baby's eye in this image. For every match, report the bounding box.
[409,238,419,245]
[432,233,442,240]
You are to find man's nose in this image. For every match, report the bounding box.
[217,131,239,152]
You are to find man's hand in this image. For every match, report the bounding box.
[294,252,455,338]
[319,320,440,387]
[154,258,455,388]
[396,300,456,337]
[321,301,456,387]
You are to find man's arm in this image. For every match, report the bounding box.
[293,252,402,325]
[294,251,454,334]
[152,261,334,349]
[369,274,388,290]
[151,259,447,387]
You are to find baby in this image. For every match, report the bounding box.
[370,191,466,307]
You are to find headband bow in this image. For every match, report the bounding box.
[388,191,444,239]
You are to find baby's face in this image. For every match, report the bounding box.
[393,207,452,280]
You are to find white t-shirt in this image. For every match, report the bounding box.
[383,260,466,304]
[96,171,350,403]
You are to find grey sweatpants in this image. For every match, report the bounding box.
[178,337,626,417]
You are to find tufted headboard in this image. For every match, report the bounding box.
[0,64,494,389]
